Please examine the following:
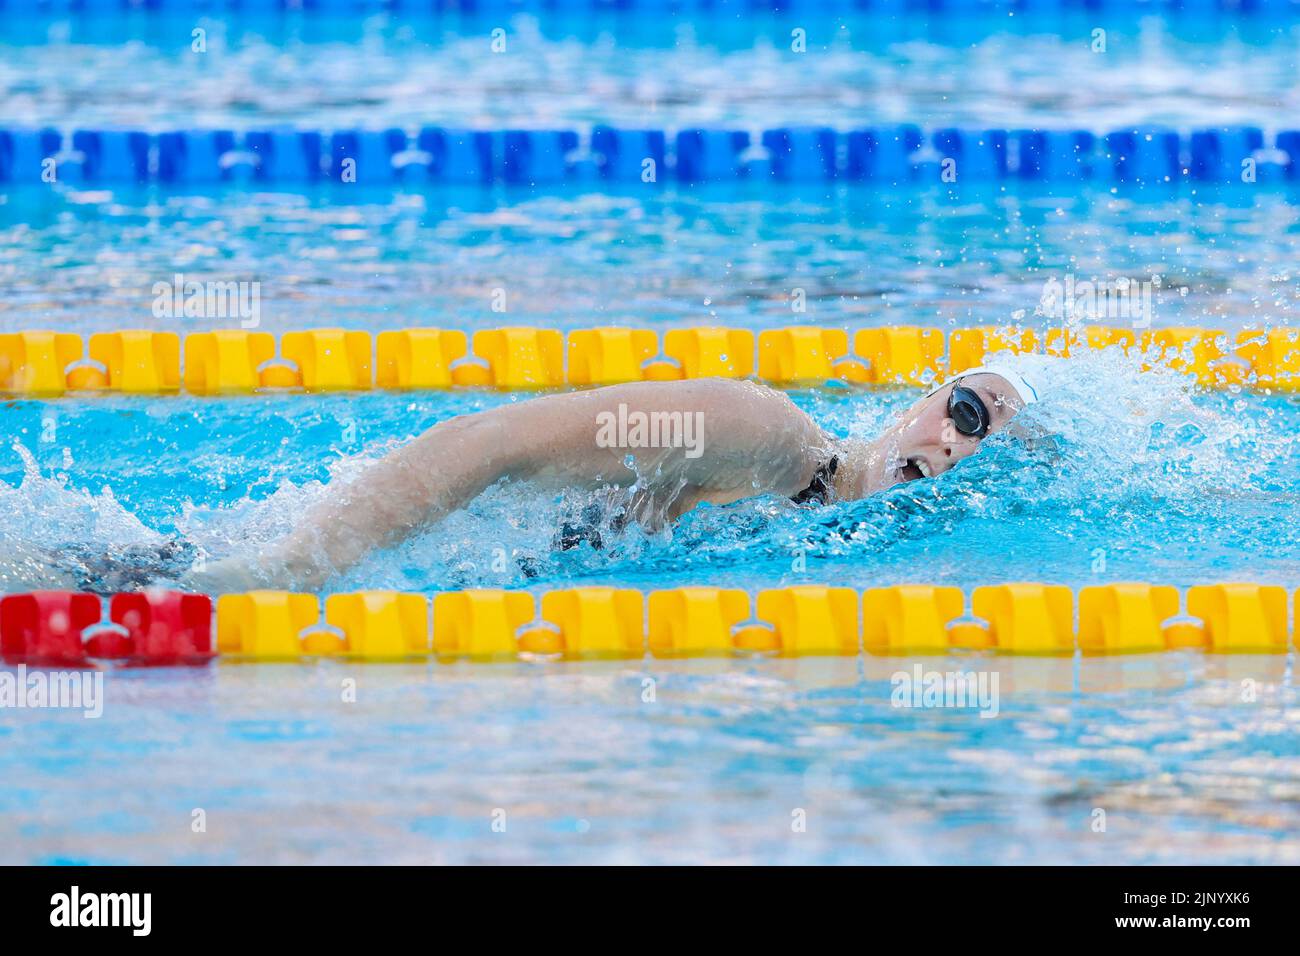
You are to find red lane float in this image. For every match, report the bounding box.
[108,591,215,666]
[0,590,214,667]
[0,591,100,666]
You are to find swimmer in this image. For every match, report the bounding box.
[188,364,1039,593]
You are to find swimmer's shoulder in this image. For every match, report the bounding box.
[611,375,792,405]
[546,378,818,441]
[670,377,824,443]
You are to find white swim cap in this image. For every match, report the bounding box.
[929,363,1041,406]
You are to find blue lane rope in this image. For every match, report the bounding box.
[0,125,1293,186]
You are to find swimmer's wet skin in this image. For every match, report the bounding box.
[190,371,1033,593]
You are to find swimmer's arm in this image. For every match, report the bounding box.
[194,379,826,592]
[215,407,529,592]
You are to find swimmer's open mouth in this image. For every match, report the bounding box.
[898,457,931,483]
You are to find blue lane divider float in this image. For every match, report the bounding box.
[246,129,324,183]
[844,125,924,184]
[157,129,236,184]
[1190,127,1266,181]
[0,125,1295,187]
[71,129,150,183]
[414,128,492,185]
[1105,128,1182,184]
[761,127,837,182]
[931,128,1008,180]
[504,129,579,185]
[591,126,666,182]
[329,128,406,185]
[1016,129,1096,181]
[0,128,61,184]
[1,0,1298,15]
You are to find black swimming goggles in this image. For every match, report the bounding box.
[947,384,991,439]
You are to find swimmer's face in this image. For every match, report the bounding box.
[883,373,1026,486]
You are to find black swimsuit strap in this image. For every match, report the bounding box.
[791,455,839,505]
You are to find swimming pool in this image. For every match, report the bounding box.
[3,3,1299,867]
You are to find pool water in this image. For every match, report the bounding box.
[2,13,1298,130]
[2,184,1298,336]
[4,654,1297,865]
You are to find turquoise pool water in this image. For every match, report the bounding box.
[3,654,1297,865]
[2,184,1298,336]
[4,5,1300,866]
[1,353,1299,596]
[2,13,1297,129]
